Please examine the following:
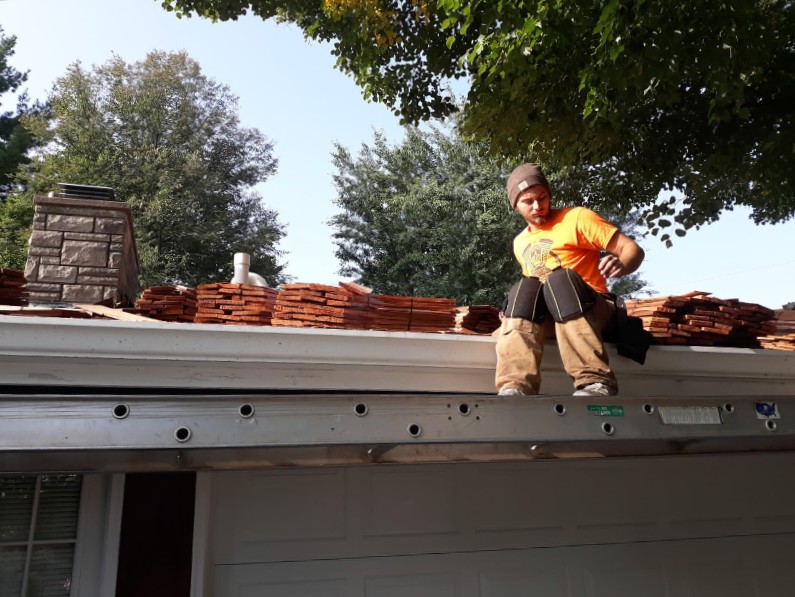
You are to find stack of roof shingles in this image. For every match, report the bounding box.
[194,283,278,325]
[0,268,29,306]
[456,305,502,334]
[626,291,776,348]
[758,310,795,351]
[367,295,457,332]
[270,282,457,333]
[134,286,198,322]
[272,283,372,329]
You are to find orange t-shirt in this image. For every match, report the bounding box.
[512,207,618,293]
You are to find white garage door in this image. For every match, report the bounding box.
[196,453,795,596]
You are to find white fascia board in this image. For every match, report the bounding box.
[2,316,794,395]
[1,315,493,366]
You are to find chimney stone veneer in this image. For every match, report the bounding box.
[24,196,139,304]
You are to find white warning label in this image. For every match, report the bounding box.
[658,406,723,425]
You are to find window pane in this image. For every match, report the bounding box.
[26,545,74,597]
[0,476,35,543]
[34,476,82,542]
[0,545,26,596]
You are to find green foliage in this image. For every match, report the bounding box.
[330,126,521,305]
[14,51,286,288]
[0,27,41,200]
[0,27,44,269]
[160,0,795,239]
[0,193,34,269]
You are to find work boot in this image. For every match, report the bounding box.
[573,382,617,397]
[498,387,529,397]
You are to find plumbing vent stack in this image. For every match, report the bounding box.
[231,252,267,287]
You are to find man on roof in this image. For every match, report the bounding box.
[496,163,645,397]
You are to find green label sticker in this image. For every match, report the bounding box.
[587,405,625,417]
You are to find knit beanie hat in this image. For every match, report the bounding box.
[506,163,552,209]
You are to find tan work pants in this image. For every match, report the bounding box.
[495,293,617,394]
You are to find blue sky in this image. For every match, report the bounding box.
[3,0,794,309]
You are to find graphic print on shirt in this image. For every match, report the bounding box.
[522,238,561,281]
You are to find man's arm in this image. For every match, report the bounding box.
[600,231,645,279]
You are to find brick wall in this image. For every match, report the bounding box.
[24,196,140,304]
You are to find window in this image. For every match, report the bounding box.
[0,475,82,597]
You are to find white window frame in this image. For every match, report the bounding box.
[70,474,125,597]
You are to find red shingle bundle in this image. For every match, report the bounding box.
[367,295,457,332]
[0,268,28,306]
[758,310,795,352]
[271,283,372,329]
[194,283,278,325]
[456,305,501,334]
[626,291,776,348]
[134,286,197,322]
[271,282,456,333]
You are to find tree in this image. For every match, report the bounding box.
[0,27,40,198]
[331,126,520,305]
[161,0,795,240]
[12,51,286,287]
[331,125,648,305]
[0,28,45,268]
[0,192,35,269]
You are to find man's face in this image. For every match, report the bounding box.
[514,186,551,227]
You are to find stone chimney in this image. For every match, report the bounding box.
[24,184,139,305]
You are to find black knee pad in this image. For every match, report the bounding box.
[543,268,596,322]
[503,276,547,323]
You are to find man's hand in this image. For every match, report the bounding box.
[601,232,645,279]
[599,253,629,279]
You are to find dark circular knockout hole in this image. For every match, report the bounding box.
[602,422,615,436]
[724,403,735,414]
[643,403,654,415]
[458,403,471,416]
[553,403,566,416]
[354,402,368,417]
[766,420,777,432]
[174,426,191,442]
[407,423,422,438]
[239,403,255,418]
[112,404,129,419]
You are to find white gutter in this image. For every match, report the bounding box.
[2,315,794,395]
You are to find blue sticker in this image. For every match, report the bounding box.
[755,402,780,420]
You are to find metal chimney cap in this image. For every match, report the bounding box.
[57,183,116,201]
